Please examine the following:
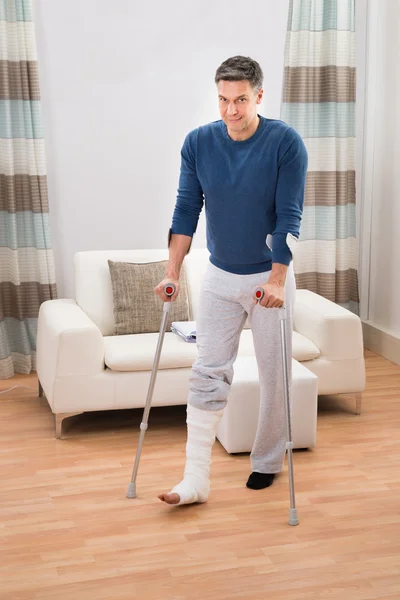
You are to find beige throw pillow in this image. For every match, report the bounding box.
[108,260,189,335]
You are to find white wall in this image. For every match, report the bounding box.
[33,0,289,297]
[359,0,400,341]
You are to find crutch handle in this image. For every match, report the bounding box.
[255,287,285,316]
[163,283,176,297]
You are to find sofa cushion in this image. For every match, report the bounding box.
[104,328,320,372]
[292,331,320,361]
[104,331,198,371]
[108,260,189,334]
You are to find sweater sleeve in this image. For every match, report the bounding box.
[170,130,204,237]
[272,127,308,266]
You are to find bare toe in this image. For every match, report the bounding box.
[158,492,180,505]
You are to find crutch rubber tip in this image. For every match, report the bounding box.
[289,508,299,526]
[126,482,137,499]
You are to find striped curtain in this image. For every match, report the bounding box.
[0,0,57,379]
[281,0,359,313]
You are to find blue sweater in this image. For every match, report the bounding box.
[171,115,308,274]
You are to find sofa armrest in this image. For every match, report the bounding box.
[37,300,105,398]
[294,290,364,360]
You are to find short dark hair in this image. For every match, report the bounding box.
[215,56,264,91]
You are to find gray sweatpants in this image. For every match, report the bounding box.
[188,261,296,474]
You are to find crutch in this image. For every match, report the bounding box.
[255,288,299,526]
[126,283,176,499]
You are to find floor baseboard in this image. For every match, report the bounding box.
[362,321,400,365]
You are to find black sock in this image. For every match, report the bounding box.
[246,472,275,490]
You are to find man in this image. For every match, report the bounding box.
[155,56,307,506]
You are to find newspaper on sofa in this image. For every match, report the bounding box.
[171,321,196,343]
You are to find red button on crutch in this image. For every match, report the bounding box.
[164,285,175,297]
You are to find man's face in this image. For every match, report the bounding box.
[217,79,263,136]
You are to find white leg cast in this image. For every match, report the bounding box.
[171,404,223,505]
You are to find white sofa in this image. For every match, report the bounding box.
[36,249,366,440]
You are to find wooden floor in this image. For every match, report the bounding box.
[1,349,399,600]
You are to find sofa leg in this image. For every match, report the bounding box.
[55,412,83,439]
[355,393,362,416]
[38,380,44,397]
